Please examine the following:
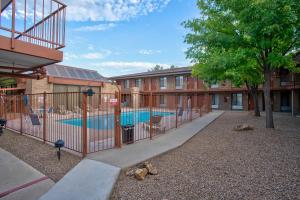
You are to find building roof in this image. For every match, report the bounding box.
[45,64,107,82]
[110,66,192,80]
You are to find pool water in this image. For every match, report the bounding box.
[60,110,175,130]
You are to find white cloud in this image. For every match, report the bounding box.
[64,52,78,61]
[63,0,171,22]
[138,49,162,55]
[75,23,116,31]
[82,50,112,59]
[93,61,170,72]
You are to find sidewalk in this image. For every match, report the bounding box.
[88,110,224,168]
[40,111,223,200]
[0,148,54,200]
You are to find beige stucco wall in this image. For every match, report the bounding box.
[101,82,119,93]
[23,78,53,94]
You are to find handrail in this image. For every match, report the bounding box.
[0,0,66,50]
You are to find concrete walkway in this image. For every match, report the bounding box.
[39,111,223,200]
[39,159,120,200]
[0,148,54,200]
[88,110,224,169]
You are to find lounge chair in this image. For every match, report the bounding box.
[143,115,165,133]
[73,105,82,114]
[58,105,72,115]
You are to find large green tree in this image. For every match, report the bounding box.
[184,0,300,128]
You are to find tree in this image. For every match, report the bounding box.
[148,64,164,72]
[184,0,300,128]
[170,65,177,69]
[192,51,263,116]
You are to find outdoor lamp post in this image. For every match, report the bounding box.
[54,139,64,160]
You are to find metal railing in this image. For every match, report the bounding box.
[0,0,66,49]
[0,91,211,157]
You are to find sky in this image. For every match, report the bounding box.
[1,0,200,77]
[60,0,199,77]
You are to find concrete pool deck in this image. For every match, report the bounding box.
[40,110,223,200]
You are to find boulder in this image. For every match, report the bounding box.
[125,168,136,176]
[233,124,254,131]
[143,162,158,175]
[135,168,148,180]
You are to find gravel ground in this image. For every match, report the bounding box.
[111,111,300,200]
[0,129,81,182]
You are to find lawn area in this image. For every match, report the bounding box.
[0,129,81,182]
[111,111,300,200]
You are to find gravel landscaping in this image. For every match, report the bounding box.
[111,111,300,200]
[0,129,81,182]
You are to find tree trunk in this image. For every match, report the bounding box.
[250,85,260,117]
[263,66,274,128]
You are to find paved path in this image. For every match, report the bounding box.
[39,111,223,200]
[88,111,224,169]
[0,148,54,200]
[39,159,120,200]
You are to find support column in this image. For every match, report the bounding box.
[114,91,121,148]
[43,92,47,143]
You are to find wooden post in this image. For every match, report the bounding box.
[149,92,153,139]
[175,93,178,128]
[82,93,88,157]
[43,92,47,143]
[20,95,23,134]
[114,91,121,148]
[11,0,15,49]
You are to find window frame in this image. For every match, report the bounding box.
[159,77,167,89]
[232,93,243,110]
[135,79,142,88]
[175,76,184,89]
[124,80,130,89]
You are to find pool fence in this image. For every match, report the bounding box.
[0,91,211,157]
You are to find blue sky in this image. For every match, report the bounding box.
[1,0,199,77]
[61,0,199,77]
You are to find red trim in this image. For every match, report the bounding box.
[0,176,49,198]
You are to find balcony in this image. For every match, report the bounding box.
[0,0,66,79]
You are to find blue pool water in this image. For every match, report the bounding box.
[60,110,175,130]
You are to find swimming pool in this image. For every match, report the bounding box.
[60,110,175,130]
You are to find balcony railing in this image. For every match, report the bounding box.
[0,0,66,49]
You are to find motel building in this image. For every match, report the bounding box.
[111,62,300,116]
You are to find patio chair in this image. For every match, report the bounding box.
[73,105,82,114]
[58,105,67,115]
[143,115,166,133]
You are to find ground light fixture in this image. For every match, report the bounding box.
[54,139,64,160]
[0,119,7,135]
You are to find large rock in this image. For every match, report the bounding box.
[233,124,254,131]
[125,168,136,176]
[134,168,148,180]
[143,162,158,175]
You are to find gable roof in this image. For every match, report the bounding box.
[45,64,107,82]
[110,66,192,80]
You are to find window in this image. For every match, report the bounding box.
[160,77,167,89]
[159,95,166,106]
[175,76,184,89]
[211,94,219,109]
[232,93,243,109]
[124,80,130,89]
[135,79,142,88]
[280,91,291,112]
